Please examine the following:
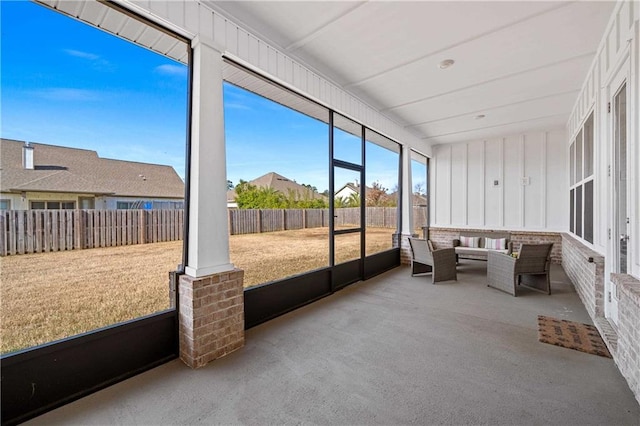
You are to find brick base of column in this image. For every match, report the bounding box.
[179,269,244,369]
[393,232,418,265]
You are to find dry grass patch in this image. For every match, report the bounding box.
[1,241,179,354]
[1,227,395,353]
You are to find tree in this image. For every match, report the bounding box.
[284,188,328,209]
[346,192,361,207]
[234,181,286,209]
[234,181,328,209]
[414,182,425,196]
[301,183,318,193]
[366,181,396,207]
[334,196,348,208]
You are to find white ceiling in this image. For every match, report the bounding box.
[206,1,614,145]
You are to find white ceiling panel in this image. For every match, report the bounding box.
[425,116,568,145]
[394,55,593,126]
[209,1,613,146]
[349,2,612,108]
[295,1,566,86]
[412,91,578,138]
[211,1,364,48]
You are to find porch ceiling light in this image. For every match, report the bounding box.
[438,59,455,69]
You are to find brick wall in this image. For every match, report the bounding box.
[428,227,563,264]
[510,232,562,264]
[426,228,459,250]
[562,234,640,405]
[179,269,245,368]
[612,274,640,404]
[562,233,605,318]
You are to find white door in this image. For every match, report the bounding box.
[606,62,630,326]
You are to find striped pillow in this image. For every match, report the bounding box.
[459,236,479,248]
[485,237,506,250]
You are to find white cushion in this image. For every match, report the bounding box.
[485,237,507,250]
[459,236,480,248]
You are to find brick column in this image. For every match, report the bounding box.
[394,232,418,265]
[179,269,245,368]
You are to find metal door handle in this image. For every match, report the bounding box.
[620,234,629,241]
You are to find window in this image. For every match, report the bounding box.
[79,197,94,209]
[30,201,76,210]
[0,199,11,210]
[569,112,594,243]
[584,181,593,243]
[30,201,45,210]
[152,201,184,209]
[584,115,594,177]
[116,200,181,209]
[570,189,575,233]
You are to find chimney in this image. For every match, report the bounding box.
[23,142,34,170]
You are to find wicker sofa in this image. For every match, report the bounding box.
[452,231,513,261]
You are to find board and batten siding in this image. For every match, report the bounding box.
[431,129,567,231]
[566,0,639,275]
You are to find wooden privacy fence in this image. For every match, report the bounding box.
[1,206,426,255]
[228,207,427,235]
[0,209,184,256]
[228,209,329,234]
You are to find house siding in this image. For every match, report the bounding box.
[564,0,640,405]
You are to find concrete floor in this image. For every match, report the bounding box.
[28,261,639,425]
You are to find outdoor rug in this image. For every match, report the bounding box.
[537,315,612,358]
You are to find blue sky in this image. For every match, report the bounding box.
[1,1,424,194]
[1,1,189,177]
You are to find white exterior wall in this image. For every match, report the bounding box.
[335,186,357,200]
[430,129,567,232]
[567,0,639,278]
[0,193,26,210]
[0,192,183,210]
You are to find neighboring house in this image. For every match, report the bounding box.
[226,189,238,208]
[227,172,325,208]
[335,182,362,201]
[388,191,427,207]
[0,139,185,210]
[336,182,405,207]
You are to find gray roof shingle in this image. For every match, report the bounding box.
[0,139,184,198]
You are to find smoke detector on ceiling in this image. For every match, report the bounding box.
[438,59,455,69]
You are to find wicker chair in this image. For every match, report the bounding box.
[408,238,457,283]
[487,243,553,296]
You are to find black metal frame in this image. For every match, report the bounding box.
[1,311,178,426]
[330,113,366,290]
